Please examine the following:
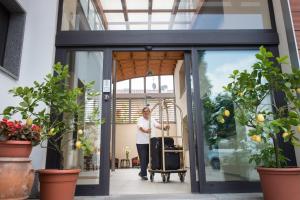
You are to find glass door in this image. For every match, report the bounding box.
[47,48,113,196]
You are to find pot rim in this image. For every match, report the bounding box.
[257,167,300,172]
[0,140,32,145]
[38,169,81,174]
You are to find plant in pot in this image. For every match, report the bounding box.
[2,63,101,200]
[0,118,41,199]
[223,46,300,200]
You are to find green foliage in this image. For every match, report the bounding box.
[2,63,102,168]
[224,46,300,168]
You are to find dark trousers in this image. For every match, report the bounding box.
[136,144,149,176]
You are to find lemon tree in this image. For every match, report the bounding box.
[224,46,300,168]
[2,63,102,169]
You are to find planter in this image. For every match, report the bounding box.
[0,157,34,199]
[0,140,32,158]
[38,169,80,200]
[257,167,300,200]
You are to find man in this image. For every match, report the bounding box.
[136,106,169,180]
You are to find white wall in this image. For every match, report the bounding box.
[0,0,59,169]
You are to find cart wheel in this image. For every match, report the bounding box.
[179,173,185,182]
[161,173,167,183]
[150,173,154,182]
[166,173,170,182]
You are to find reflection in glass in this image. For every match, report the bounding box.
[161,75,174,93]
[62,0,272,30]
[146,76,159,93]
[62,51,103,185]
[198,50,264,182]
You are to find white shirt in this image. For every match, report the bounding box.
[136,116,159,144]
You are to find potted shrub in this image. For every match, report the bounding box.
[223,46,300,200]
[2,63,100,200]
[0,119,41,199]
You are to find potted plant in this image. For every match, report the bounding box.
[2,63,101,200]
[0,118,41,199]
[223,46,300,200]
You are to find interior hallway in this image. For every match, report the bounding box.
[110,168,190,195]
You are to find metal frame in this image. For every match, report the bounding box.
[45,0,300,196]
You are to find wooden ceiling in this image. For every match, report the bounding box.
[114,51,184,82]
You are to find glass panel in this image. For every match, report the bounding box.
[116,80,129,93]
[101,0,122,10]
[62,0,272,30]
[198,50,262,182]
[146,76,159,93]
[127,0,148,10]
[153,0,174,9]
[62,51,103,185]
[160,75,174,93]
[131,77,144,93]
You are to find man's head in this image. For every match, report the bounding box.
[142,106,150,119]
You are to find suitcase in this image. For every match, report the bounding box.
[150,137,180,170]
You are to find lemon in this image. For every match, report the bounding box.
[282,132,289,138]
[256,114,265,123]
[26,118,33,126]
[224,110,230,117]
[220,118,225,124]
[77,129,83,135]
[251,135,258,142]
[297,125,300,133]
[255,135,262,142]
[48,128,55,136]
[75,141,82,149]
[297,88,300,94]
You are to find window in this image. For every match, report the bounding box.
[0,3,9,66]
[146,76,159,93]
[131,77,144,93]
[116,80,129,93]
[160,75,174,93]
[62,0,272,30]
[0,1,25,79]
[198,50,271,182]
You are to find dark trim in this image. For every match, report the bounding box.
[280,0,300,68]
[184,51,199,193]
[56,30,279,47]
[0,0,26,80]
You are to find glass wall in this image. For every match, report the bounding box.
[62,0,272,31]
[198,50,268,182]
[62,51,103,185]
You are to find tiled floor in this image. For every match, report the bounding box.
[110,168,190,195]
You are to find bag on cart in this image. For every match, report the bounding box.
[165,146,181,170]
[150,137,180,170]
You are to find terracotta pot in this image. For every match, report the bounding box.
[0,157,34,199]
[0,140,32,158]
[38,169,80,200]
[257,167,300,200]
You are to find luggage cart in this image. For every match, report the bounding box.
[148,99,187,183]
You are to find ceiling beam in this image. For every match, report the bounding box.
[93,0,108,30]
[103,9,196,13]
[148,0,153,30]
[190,0,206,29]
[169,0,181,30]
[121,0,130,30]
